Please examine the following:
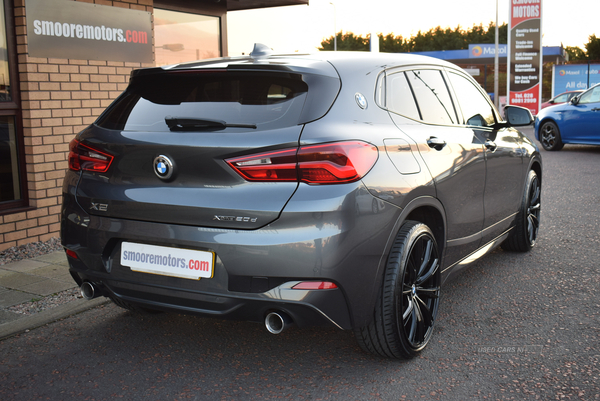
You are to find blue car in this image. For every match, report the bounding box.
[535,83,600,150]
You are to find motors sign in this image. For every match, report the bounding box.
[25,0,152,63]
[507,0,543,115]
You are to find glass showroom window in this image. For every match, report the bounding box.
[0,2,10,102]
[0,0,25,210]
[154,9,221,66]
[0,116,20,203]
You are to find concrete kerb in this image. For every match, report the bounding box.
[0,249,110,340]
[0,297,108,340]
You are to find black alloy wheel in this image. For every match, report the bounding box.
[502,170,541,252]
[540,121,564,151]
[525,173,541,246]
[355,221,441,359]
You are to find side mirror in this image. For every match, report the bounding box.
[503,105,534,126]
[570,96,580,105]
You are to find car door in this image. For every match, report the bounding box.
[385,68,486,267]
[446,70,525,245]
[560,85,600,144]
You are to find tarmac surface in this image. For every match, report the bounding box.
[1,128,600,399]
[0,251,106,339]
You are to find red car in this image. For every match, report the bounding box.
[541,90,584,109]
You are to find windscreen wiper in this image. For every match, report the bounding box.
[165,116,256,131]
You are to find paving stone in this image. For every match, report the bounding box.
[33,251,67,265]
[30,265,71,279]
[53,273,75,284]
[0,269,15,279]
[0,289,38,307]
[2,259,49,273]
[20,279,76,297]
[0,309,22,324]
[0,272,46,290]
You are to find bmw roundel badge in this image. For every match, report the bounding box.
[355,92,368,109]
[153,155,174,180]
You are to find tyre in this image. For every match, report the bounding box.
[354,221,441,359]
[539,121,564,151]
[502,170,541,252]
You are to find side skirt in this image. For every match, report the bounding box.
[441,228,512,283]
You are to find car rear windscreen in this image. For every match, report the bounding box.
[95,71,311,132]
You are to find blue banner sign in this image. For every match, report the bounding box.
[552,64,600,96]
[468,44,508,58]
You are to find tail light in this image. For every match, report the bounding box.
[226,141,378,184]
[68,139,114,173]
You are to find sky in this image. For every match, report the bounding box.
[227,0,599,55]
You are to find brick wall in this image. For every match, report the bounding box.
[0,0,154,251]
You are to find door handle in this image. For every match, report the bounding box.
[592,108,600,111]
[427,136,446,151]
[485,140,497,151]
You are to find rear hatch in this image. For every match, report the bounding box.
[72,57,341,229]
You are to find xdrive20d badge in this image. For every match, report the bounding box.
[62,45,541,359]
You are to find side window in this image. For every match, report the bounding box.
[406,70,457,125]
[448,72,496,127]
[553,93,569,103]
[386,71,421,121]
[578,86,600,104]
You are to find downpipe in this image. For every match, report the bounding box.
[265,311,293,334]
[80,281,103,300]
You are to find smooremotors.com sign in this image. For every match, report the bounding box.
[26,0,152,63]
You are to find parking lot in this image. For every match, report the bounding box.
[1,128,599,400]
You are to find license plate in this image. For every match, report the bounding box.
[121,242,214,280]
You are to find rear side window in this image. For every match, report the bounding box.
[386,69,457,125]
[386,72,421,121]
[96,71,310,132]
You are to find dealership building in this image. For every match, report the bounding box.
[0,0,308,251]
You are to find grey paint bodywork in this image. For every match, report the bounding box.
[61,52,541,330]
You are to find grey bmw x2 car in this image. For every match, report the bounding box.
[61,45,541,359]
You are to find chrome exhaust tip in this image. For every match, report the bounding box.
[80,281,97,300]
[265,311,292,334]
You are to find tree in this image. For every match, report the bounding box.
[565,46,587,62]
[320,22,507,53]
[585,34,600,61]
[379,33,410,53]
[320,32,369,51]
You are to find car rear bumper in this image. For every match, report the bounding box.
[61,183,403,330]
[68,260,350,329]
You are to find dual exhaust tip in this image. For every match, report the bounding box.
[80,281,101,300]
[264,311,293,334]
